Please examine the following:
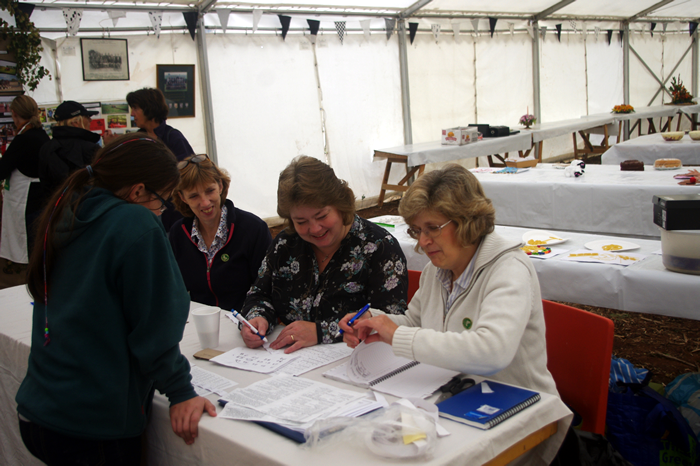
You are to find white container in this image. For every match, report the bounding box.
[191,306,221,349]
[660,229,700,275]
[441,127,477,145]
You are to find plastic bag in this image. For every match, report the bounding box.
[303,399,438,460]
[666,373,700,441]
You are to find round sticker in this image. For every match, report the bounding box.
[462,318,472,330]
[221,254,230,262]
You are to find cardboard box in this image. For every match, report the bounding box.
[505,158,539,168]
[653,194,700,230]
[441,127,478,145]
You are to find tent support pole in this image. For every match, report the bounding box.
[531,21,541,158]
[397,19,413,145]
[196,12,218,164]
[622,21,630,140]
[693,30,698,99]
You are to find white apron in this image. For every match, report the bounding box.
[0,124,37,264]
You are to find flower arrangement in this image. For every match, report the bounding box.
[612,104,635,114]
[519,113,536,128]
[669,75,695,104]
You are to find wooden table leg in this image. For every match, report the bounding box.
[378,158,393,207]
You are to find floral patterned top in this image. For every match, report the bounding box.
[242,215,408,344]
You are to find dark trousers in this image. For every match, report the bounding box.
[19,416,142,466]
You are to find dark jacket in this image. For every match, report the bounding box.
[39,125,101,204]
[16,188,195,440]
[169,199,272,311]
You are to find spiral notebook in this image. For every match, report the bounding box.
[322,341,459,399]
[437,380,540,429]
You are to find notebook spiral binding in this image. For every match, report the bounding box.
[487,393,541,428]
[369,360,420,386]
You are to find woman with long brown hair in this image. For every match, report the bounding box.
[16,133,215,465]
[0,95,49,288]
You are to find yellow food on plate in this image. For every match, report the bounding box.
[602,244,623,251]
[654,158,682,168]
[661,132,684,141]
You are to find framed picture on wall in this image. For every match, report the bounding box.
[156,64,195,118]
[80,38,130,81]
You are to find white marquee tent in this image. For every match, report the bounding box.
[3,0,700,220]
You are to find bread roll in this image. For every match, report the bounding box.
[654,158,682,168]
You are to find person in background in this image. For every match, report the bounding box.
[240,155,408,353]
[0,95,50,289]
[39,100,109,206]
[16,134,215,465]
[126,87,194,231]
[169,154,271,312]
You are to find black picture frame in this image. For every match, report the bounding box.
[156,64,195,118]
[80,38,130,81]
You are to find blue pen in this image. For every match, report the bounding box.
[336,303,371,337]
[231,309,269,343]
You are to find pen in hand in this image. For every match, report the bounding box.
[231,309,269,343]
[336,303,371,338]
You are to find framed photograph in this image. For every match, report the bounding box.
[80,38,130,81]
[156,64,195,118]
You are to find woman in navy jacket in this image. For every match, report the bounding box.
[169,155,271,311]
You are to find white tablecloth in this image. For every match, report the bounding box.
[0,286,571,466]
[375,132,533,167]
[472,163,700,238]
[528,115,615,143]
[601,133,700,166]
[374,218,700,320]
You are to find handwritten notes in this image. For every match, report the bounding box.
[211,347,298,374]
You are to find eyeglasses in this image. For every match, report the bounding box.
[146,187,168,213]
[177,154,209,170]
[406,220,453,240]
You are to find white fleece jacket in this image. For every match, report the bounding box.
[386,231,559,397]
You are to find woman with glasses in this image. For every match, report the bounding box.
[16,134,216,465]
[240,156,408,353]
[339,164,558,398]
[170,154,271,312]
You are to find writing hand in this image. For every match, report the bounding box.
[339,310,372,348]
[169,396,217,445]
[241,317,268,348]
[271,320,317,353]
[352,315,398,346]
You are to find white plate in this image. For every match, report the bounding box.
[521,230,568,246]
[654,165,683,171]
[584,239,640,252]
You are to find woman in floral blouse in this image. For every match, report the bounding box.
[240,156,408,353]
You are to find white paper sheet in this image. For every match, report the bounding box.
[211,347,299,374]
[225,375,365,424]
[190,365,238,396]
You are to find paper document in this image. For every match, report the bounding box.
[225,375,365,424]
[190,365,238,396]
[211,347,298,374]
[267,343,353,376]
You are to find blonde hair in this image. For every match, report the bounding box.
[10,95,42,129]
[399,164,495,247]
[57,115,86,129]
[173,155,231,218]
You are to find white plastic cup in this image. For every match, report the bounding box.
[191,306,221,349]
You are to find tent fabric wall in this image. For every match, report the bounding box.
[13,7,700,221]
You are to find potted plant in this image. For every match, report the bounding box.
[668,76,695,105]
[0,1,51,91]
[519,113,536,129]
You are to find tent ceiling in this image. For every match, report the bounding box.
[20,0,700,20]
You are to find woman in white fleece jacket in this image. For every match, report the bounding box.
[339,163,558,396]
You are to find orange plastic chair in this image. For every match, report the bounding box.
[541,299,614,435]
[407,270,421,304]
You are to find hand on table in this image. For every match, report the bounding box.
[339,310,372,348]
[271,320,317,353]
[351,315,398,346]
[241,317,268,349]
[170,396,217,445]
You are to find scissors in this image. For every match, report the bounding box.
[436,376,475,403]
